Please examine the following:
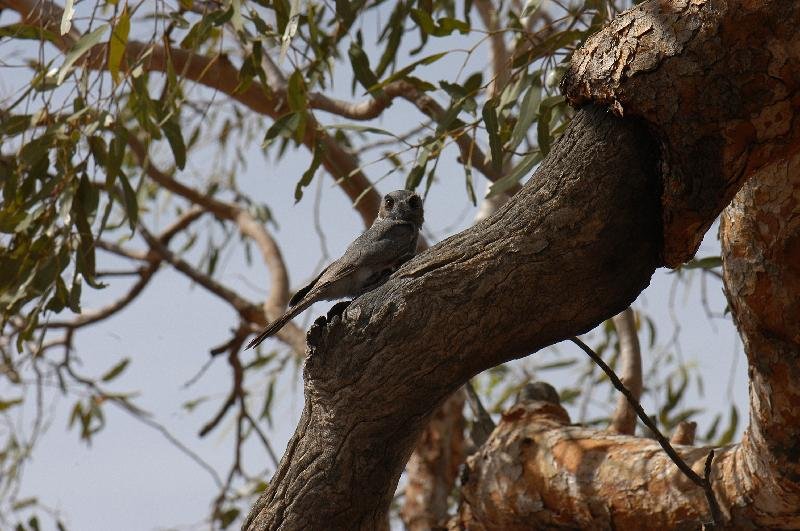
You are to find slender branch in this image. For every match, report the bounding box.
[474,0,510,98]
[47,209,206,329]
[569,336,722,527]
[608,308,643,434]
[129,138,305,354]
[137,224,261,320]
[309,80,504,184]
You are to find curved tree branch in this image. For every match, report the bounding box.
[245,105,661,530]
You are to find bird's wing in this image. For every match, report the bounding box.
[321,220,417,283]
[288,265,328,307]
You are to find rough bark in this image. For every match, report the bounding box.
[244,107,661,530]
[562,0,800,266]
[243,0,800,528]
[453,150,800,531]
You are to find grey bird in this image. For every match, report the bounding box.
[246,190,424,349]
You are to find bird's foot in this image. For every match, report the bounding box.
[326,300,352,321]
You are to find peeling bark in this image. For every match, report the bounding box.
[562,0,800,266]
[454,152,800,531]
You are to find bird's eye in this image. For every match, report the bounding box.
[384,197,394,209]
[408,196,421,209]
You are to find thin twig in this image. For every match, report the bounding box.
[570,336,723,527]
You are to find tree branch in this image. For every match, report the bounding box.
[570,336,721,526]
[608,307,643,435]
[46,208,205,329]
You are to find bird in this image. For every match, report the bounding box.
[246,189,424,349]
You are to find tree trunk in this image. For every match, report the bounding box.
[244,0,800,528]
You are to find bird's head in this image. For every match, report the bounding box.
[377,190,424,229]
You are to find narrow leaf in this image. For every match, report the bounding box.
[109,4,130,85]
[295,142,324,202]
[348,40,381,96]
[162,119,186,169]
[279,0,301,64]
[61,0,75,35]
[101,358,130,382]
[482,101,503,172]
[57,24,109,85]
[488,150,542,197]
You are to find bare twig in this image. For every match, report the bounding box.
[609,308,643,434]
[47,209,206,329]
[570,336,722,527]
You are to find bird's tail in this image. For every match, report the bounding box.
[245,298,313,350]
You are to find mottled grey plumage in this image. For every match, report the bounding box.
[246,190,424,349]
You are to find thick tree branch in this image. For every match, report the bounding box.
[570,336,721,526]
[562,0,800,265]
[244,105,661,530]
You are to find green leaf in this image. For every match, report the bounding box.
[217,508,240,529]
[0,398,23,411]
[57,24,109,85]
[161,119,186,170]
[537,95,564,155]
[521,0,543,17]
[683,256,722,270]
[109,4,130,84]
[507,82,542,152]
[101,358,130,382]
[405,146,431,190]
[0,24,59,43]
[287,69,307,112]
[0,114,33,137]
[106,128,127,187]
[180,18,212,49]
[279,0,301,63]
[488,150,542,197]
[61,0,76,35]
[482,100,503,172]
[118,170,138,230]
[262,112,301,148]
[372,52,447,91]
[295,142,324,202]
[348,40,381,96]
